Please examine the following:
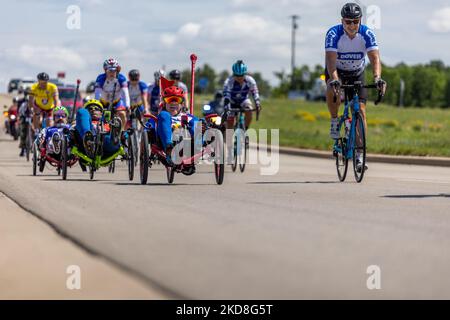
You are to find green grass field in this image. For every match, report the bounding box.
[194,96,450,157]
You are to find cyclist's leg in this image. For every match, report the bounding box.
[325,68,341,139]
[114,100,128,131]
[45,109,54,128]
[242,99,253,130]
[32,104,42,133]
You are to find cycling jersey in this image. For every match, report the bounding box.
[325,24,378,75]
[223,75,260,106]
[127,80,148,107]
[30,82,58,111]
[95,73,130,108]
[148,83,161,113]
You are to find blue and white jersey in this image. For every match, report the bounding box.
[223,75,260,105]
[325,24,378,74]
[148,83,161,111]
[95,73,128,104]
[128,80,148,106]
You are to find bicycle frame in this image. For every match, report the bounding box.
[338,93,361,160]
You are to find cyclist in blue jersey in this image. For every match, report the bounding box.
[95,58,130,133]
[325,3,386,171]
[128,69,149,115]
[222,60,261,131]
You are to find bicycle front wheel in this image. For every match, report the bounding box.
[334,119,348,182]
[352,112,366,183]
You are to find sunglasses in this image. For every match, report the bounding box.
[344,19,360,25]
[164,96,183,104]
[54,113,67,119]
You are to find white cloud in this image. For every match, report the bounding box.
[6,45,87,71]
[160,33,177,47]
[428,7,450,33]
[178,23,201,38]
[111,37,129,51]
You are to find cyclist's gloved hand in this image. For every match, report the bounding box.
[375,77,387,95]
[255,101,262,112]
[329,79,341,89]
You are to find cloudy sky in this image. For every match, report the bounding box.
[0,0,449,92]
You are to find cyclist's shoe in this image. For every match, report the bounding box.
[330,117,339,139]
[52,132,61,155]
[19,148,25,157]
[165,144,174,167]
[355,154,368,173]
[110,118,122,145]
[121,130,129,146]
[83,130,95,158]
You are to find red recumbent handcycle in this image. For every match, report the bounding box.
[138,113,225,185]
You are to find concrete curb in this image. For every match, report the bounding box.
[251,144,450,167]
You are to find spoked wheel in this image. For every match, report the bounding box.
[213,132,225,185]
[352,112,366,183]
[32,141,38,176]
[231,135,238,172]
[239,135,249,173]
[61,137,68,180]
[140,131,149,185]
[132,129,139,167]
[335,119,349,182]
[26,125,33,162]
[127,134,135,181]
[166,166,175,184]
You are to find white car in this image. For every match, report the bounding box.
[18,78,35,94]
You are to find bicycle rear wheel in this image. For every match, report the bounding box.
[32,141,37,176]
[239,135,249,173]
[334,119,348,182]
[353,112,366,183]
[139,131,149,185]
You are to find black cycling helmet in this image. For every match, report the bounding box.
[341,3,362,19]
[214,91,223,100]
[37,72,49,81]
[169,69,181,81]
[128,69,140,81]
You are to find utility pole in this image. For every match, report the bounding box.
[290,15,299,87]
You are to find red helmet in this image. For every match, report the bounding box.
[163,85,184,99]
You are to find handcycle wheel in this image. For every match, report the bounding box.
[139,131,149,185]
[166,166,175,184]
[127,133,135,181]
[61,136,68,180]
[335,119,349,182]
[352,112,366,183]
[239,135,249,173]
[32,141,38,176]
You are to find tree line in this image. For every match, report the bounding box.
[181,60,450,108]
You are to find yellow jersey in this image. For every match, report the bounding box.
[30,82,58,111]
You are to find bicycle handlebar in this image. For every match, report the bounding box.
[332,82,384,105]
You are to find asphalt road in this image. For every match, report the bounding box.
[1,97,450,299]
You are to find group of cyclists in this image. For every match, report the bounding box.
[6,2,386,181]
[8,56,263,176]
